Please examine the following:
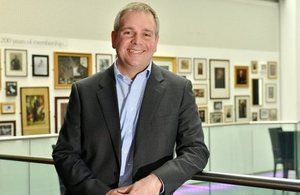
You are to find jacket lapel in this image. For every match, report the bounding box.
[96,66,121,166]
[138,64,166,125]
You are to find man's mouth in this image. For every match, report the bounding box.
[128,49,144,54]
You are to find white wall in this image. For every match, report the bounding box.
[279,0,300,121]
[0,0,279,51]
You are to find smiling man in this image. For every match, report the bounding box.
[52,2,209,195]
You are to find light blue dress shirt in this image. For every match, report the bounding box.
[114,63,151,187]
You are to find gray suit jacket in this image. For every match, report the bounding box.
[52,63,209,195]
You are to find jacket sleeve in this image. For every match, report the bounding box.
[52,83,111,195]
[152,79,210,194]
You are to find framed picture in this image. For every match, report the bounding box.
[55,97,69,133]
[234,66,249,88]
[209,59,230,99]
[193,58,207,80]
[0,121,16,137]
[95,53,113,73]
[260,108,269,120]
[269,108,277,121]
[224,105,234,123]
[235,95,250,122]
[6,81,17,96]
[153,56,177,73]
[210,112,223,124]
[252,78,263,106]
[20,87,50,135]
[177,57,192,73]
[32,55,49,76]
[54,52,92,89]
[260,64,267,74]
[267,61,277,79]
[265,83,277,103]
[193,84,208,105]
[5,49,27,76]
[213,101,222,111]
[1,102,16,114]
[198,107,208,124]
[252,112,258,121]
[251,60,258,73]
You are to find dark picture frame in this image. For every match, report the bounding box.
[252,78,263,106]
[5,49,27,77]
[20,87,50,135]
[198,107,208,124]
[95,53,113,73]
[6,81,17,96]
[54,52,92,89]
[32,55,49,76]
[0,121,16,137]
[55,96,69,133]
[209,59,230,99]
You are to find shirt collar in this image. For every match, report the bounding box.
[113,61,152,81]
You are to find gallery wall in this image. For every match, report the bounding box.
[0,33,279,136]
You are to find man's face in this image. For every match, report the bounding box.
[111,11,159,70]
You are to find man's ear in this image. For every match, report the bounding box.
[111,31,117,49]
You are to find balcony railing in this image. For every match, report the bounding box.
[0,153,300,193]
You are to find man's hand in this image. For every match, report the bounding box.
[106,174,162,195]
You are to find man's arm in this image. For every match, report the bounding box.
[151,79,209,194]
[52,83,111,195]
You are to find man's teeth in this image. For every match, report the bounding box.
[129,49,143,54]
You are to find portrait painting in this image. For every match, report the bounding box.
[55,97,69,133]
[5,49,27,76]
[198,107,208,124]
[235,96,250,122]
[224,105,233,123]
[193,58,207,80]
[21,87,50,135]
[235,66,249,88]
[209,59,230,99]
[252,112,258,121]
[251,60,258,73]
[32,55,49,76]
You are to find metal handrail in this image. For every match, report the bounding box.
[192,171,300,192]
[0,154,300,192]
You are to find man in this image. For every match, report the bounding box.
[52,2,209,195]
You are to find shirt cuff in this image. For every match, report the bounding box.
[157,176,165,194]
